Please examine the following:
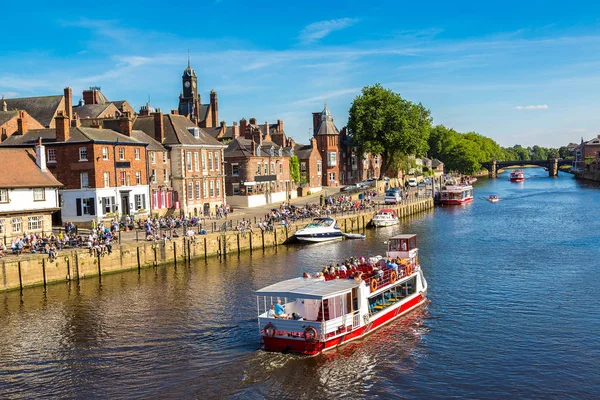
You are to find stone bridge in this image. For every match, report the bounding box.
[481,158,571,178]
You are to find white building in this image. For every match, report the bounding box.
[0,144,62,239]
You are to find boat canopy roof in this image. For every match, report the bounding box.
[379,208,396,213]
[390,234,417,240]
[256,277,359,300]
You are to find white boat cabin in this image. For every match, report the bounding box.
[386,234,419,265]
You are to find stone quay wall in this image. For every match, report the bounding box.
[0,198,434,294]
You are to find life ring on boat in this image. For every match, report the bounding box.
[406,264,413,275]
[390,271,398,284]
[304,326,318,342]
[370,278,378,292]
[264,322,276,337]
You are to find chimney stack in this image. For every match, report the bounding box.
[249,117,257,125]
[232,121,239,139]
[55,110,70,142]
[277,119,284,132]
[240,118,248,138]
[153,112,165,143]
[71,113,81,128]
[35,137,47,172]
[210,90,219,127]
[83,87,101,105]
[312,112,321,135]
[17,111,27,135]
[119,111,133,137]
[171,109,179,115]
[263,121,271,142]
[1,96,6,112]
[64,87,73,120]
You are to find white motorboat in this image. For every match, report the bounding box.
[371,208,399,227]
[294,217,343,243]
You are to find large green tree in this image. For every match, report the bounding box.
[347,84,432,178]
[290,155,300,183]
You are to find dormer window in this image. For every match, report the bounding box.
[187,127,200,138]
[269,147,274,156]
[256,145,261,156]
[278,148,282,157]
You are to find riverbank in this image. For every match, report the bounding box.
[0,198,434,294]
[575,170,600,182]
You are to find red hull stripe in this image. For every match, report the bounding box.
[262,294,425,355]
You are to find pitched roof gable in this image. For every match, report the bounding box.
[3,95,64,127]
[0,148,63,188]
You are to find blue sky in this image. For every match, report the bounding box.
[2,0,600,148]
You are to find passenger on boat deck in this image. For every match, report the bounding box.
[387,260,399,273]
[315,272,325,281]
[329,264,336,274]
[354,271,363,283]
[402,242,407,251]
[340,264,347,273]
[303,272,312,278]
[275,299,289,319]
[267,304,276,318]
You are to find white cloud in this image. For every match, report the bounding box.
[514,104,549,110]
[299,18,359,44]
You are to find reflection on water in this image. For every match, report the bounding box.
[0,168,599,398]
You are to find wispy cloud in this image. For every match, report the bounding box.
[299,18,359,44]
[292,88,360,106]
[514,104,549,110]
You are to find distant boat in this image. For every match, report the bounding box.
[440,185,474,205]
[371,208,399,227]
[294,217,343,243]
[488,195,499,203]
[510,170,525,182]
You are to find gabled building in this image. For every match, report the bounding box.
[0,101,44,142]
[0,144,62,238]
[73,86,136,122]
[0,111,150,226]
[2,88,73,128]
[290,137,322,195]
[177,61,219,128]
[134,112,226,217]
[313,104,342,187]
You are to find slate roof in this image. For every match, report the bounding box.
[133,114,223,147]
[3,95,63,127]
[432,159,444,168]
[314,104,340,136]
[0,148,63,188]
[224,137,288,158]
[0,111,18,126]
[72,103,114,119]
[130,130,167,152]
[293,143,314,160]
[0,127,143,146]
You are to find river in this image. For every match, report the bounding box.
[0,167,599,399]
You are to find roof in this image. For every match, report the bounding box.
[390,234,417,240]
[72,103,113,119]
[133,114,223,147]
[0,127,143,146]
[315,104,340,136]
[130,130,167,152]
[3,95,63,127]
[256,277,359,300]
[224,137,254,158]
[0,148,63,188]
[432,159,443,168]
[0,110,18,126]
[293,143,314,160]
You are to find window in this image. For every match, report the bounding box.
[208,152,213,170]
[216,180,220,197]
[215,152,220,170]
[79,147,88,161]
[119,148,125,160]
[201,152,207,170]
[163,169,169,183]
[232,183,240,195]
[186,152,192,172]
[270,162,275,174]
[188,182,193,200]
[0,189,8,203]
[136,171,141,185]
[263,163,268,175]
[151,169,157,184]
[102,147,109,160]
[0,219,4,234]
[329,172,336,183]
[209,180,214,197]
[104,172,110,188]
[135,148,141,160]
[134,194,146,210]
[28,216,42,231]
[12,217,22,233]
[300,162,306,172]
[196,182,201,199]
[119,171,126,186]
[102,197,115,214]
[327,151,337,167]
[231,163,239,176]
[163,152,167,164]
[279,163,282,174]
[256,163,261,175]
[317,160,322,174]
[203,181,208,198]
[77,198,95,216]
[47,149,56,162]
[80,172,89,188]
[194,152,199,171]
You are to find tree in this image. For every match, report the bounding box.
[290,155,300,183]
[348,84,432,179]
[558,146,569,159]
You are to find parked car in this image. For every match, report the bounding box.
[407,178,418,187]
[341,185,357,192]
[385,189,402,204]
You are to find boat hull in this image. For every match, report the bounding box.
[440,197,473,205]
[294,232,344,243]
[372,219,399,227]
[510,178,525,182]
[262,293,426,356]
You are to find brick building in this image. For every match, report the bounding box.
[224,119,294,207]
[3,88,73,128]
[289,137,322,195]
[177,61,219,128]
[134,112,226,217]
[313,104,342,187]
[0,101,44,142]
[0,111,150,226]
[0,144,62,239]
[573,135,600,171]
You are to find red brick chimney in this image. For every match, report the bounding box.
[271,130,286,148]
[249,117,257,125]
[55,111,70,142]
[312,112,321,135]
[64,87,73,120]
[171,109,179,115]
[71,113,81,128]
[210,90,219,127]
[252,128,262,145]
[152,112,164,143]
[83,88,100,105]
[218,120,226,138]
[232,121,239,139]
[119,111,133,137]
[277,119,284,132]
[17,111,27,135]
[240,118,248,138]
[263,121,271,142]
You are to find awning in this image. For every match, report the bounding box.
[256,277,359,300]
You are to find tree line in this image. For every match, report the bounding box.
[347,84,569,176]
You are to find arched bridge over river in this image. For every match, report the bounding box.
[481,158,571,178]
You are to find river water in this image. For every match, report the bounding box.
[1,168,599,399]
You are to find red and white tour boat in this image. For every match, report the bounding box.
[510,169,525,182]
[439,184,474,205]
[256,234,428,355]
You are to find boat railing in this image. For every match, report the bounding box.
[259,316,322,339]
[323,310,361,338]
[321,263,418,294]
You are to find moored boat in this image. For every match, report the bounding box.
[256,234,428,355]
[510,170,525,182]
[293,217,343,243]
[371,208,399,227]
[439,185,474,205]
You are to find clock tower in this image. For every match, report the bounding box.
[178,58,201,123]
